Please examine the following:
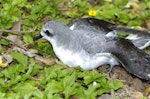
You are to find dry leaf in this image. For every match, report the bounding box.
[131,2,140,10]
[0,56,7,68]
[125,0,141,14]
[11,17,22,31]
[145,19,150,31]
[104,0,113,2]
[144,86,150,96]
[12,46,55,65]
[35,56,56,65]
[129,92,143,99]
[148,95,150,99]
[2,53,13,64]
[13,47,37,57]
[6,35,24,46]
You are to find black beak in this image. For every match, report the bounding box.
[34,34,42,41]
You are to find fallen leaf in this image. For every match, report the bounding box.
[148,95,150,99]
[145,18,150,31]
[104,0,113,2]
[0,56,7,68]
[129,92,143,99]
[6,35,24,46]
[13,47,37,57]
[125,0,141,14]
[11,17,22,31]
[2,53,13,64]
[28,49,38,54]
[144,86,150,96]
[131,2,140,10]
[12,46,56,66]
[35,56,56,65]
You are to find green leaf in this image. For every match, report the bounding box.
[26,58,42,76]
[0,92,6,98]
[84,70,106,85]
[5,92,21,99]
[128,19,143,26]
[51,94,63,99]
[36,41,55,57]
[32,90,44,98]
[112,79,123,90]
[41,64,61,84]
[0,46,2,54]
[10,51,28,66]
[63,73,76,88]
[63,73,79,99]
[45,80,63,98]
[84,84,98,99]
[13,82,34,92]
[64,85,77,99]
[22,19,35,27]
[0,39,10,46]
[117,32,130,38]
[12,82,37,95]
[23,34,33,44]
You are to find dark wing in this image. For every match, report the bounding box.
[68,18,115,33]
[76,29,150,80]
[69,18,150,49]
[107,38,150,80]
[114,27,150,49]
[114,27,150,36]
[69,17,150,37]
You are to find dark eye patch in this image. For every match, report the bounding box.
[45,30,53,37]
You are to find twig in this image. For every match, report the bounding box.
[1,36,27,50]
[0,31,3,39]
[0,30,33,35]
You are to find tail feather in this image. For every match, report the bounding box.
[109,38,150,80]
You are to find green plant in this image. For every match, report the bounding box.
[0,51,122,99]
[1,0,150,98]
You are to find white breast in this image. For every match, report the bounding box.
[53,46,87,68]
[52,43,119,70]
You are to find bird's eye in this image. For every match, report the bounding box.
[45,30,53,37]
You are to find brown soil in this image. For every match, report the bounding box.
[97,65,150,99]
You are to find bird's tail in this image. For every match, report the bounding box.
[109,38,150,80]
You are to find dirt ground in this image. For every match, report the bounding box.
[97,65,150,99]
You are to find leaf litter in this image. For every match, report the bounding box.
[0,0,150,99]
[0,22,149,99]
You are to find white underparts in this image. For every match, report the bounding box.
[52,43,119,70]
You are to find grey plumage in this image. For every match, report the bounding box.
[69,18,150,49]
[36,20,150,80]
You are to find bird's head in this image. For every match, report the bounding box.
[34,21,69,43]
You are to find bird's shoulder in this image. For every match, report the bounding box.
[72,29,110,54]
